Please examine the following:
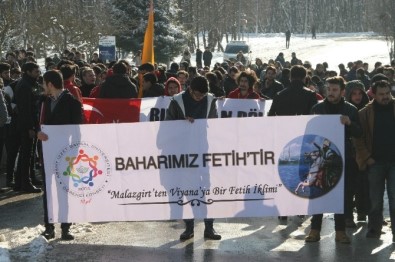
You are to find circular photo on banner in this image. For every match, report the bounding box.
[278,135,343,199]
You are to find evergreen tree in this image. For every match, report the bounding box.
[111,0,188,64]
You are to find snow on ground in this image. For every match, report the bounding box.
[0,32,392,262]
[174,32,391,73]
[0,223,93,261]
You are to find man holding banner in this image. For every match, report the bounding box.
[166,76,221,240]
[37,70,84,240]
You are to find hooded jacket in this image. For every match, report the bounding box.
[345,80,370,110]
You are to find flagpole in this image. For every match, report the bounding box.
[139,0,155,98]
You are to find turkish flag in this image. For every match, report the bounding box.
[83,98,141,124]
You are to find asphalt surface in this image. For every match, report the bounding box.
[1,169,395,261]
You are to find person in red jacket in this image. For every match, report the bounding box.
[59,64,83,104]
[60,64,85,123]
[227,70,260,99]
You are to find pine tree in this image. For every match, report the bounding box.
[111,0,188,64]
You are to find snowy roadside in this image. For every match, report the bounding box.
[173,32,390,73]
[0,224,93,261]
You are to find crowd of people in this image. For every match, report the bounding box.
[0,45,395,244]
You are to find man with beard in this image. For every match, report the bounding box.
[14,62,42,193]
[354,80,395,242]
[305,76,362,244]
[260,66,284,99]
[227,70,260,99]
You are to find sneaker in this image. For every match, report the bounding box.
[335,231,351,244]
[305,229,320,242]
[345,219,357,228]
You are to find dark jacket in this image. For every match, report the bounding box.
[0,91,7,126]
[268,80,317,116]
[354,99,395,170]
[260,79,284,99]
[311,98,362,158]
[99,74,137,99]
[203,50,213,66]
[14,74,40,131]
[42,90,83,125]
[80,83,96,98]
[223,75,238,96]
[143,83,165,98]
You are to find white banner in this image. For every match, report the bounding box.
[42,115,344,223]
[138,97,272,122]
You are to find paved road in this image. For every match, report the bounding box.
[1,183,394,262]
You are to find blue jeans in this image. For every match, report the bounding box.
[367,161,395,234]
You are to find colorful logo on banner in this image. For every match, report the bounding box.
[278,135,343,199]
[64,149,102,187]
[54,142,111,200]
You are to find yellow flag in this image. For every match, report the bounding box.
[139,0,155,98]
[142,0,154,64]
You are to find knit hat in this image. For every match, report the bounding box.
[370,73,388,85]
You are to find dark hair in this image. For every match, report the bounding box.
[282,68,290,77]
[372,80,390,94]
[143,72,158,85]
[56,59,74,70]
[383,66,394,76]
[112,62,127,75]
[290,65,307,81]
[138,63,155,72]
[170,62,179,72]
[237,70,257,89]
[26,51,35,57]
[356,68,365,75]
[43,70,64,89]
[229,66,239,74]
[190,75,209,93]
[338,63,345,70]
[188,66,197,75]
[60,64,76,79]
[22,62,39,73]
[213,70,223,82]
[6,52,16,58]
[45,62,56,71]
[266,65,276,74]
[205,72,218,86]
[0,63,11,74]
[326,76,346,90]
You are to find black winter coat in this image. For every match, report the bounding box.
[311,98,362,158]
[99,74,137,99]
[42,90,83,125]
[268,80,317,116]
